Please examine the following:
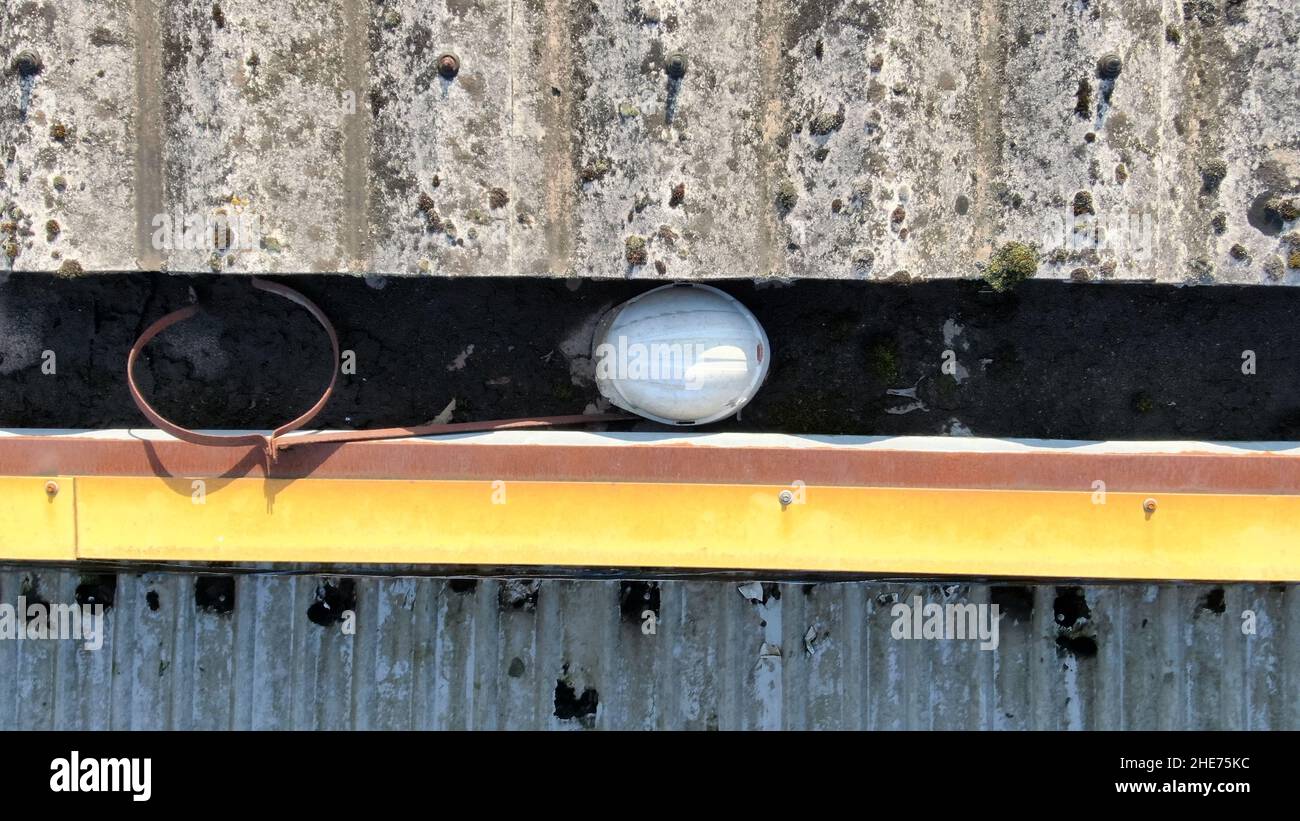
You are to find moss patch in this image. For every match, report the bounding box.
[776,180,798,211]
[865,337,901,383]
[808,111,844,136]
[580,158,612,184]
[625,235,647,265]
[1074,79,1092,118]
[982,242,1039,291]
[1200,159,1228,195]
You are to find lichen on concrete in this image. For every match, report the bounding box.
[0,0,1297,283]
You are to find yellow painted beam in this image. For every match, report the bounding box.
[54,476,1300,581]
[0,477,78,561]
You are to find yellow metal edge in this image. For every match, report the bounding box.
[0,476,78,561]
[40,475,1298,581]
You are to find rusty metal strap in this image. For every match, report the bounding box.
[126,278,630,462]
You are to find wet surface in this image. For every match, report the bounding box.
[2,273,1299,440]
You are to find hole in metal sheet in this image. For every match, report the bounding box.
[75,574,116,610]
[619,580,660,623]
[307,579,357,627]
[195,575,235,615]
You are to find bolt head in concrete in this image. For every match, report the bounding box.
[11,50,43,78]
[1097,53,1123,80]
[665,53,687,79]
[437,53,460,80]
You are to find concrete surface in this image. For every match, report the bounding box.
[0,568,1294,729]
[2,0,1298,281]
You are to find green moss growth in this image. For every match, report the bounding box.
[1263,255,1284,280]
[44,219,59,241]
[761,392,855,435]
[1200,159,1228,194]
[808,111,844,136]
[933,373,960,406]
[775,180,798,211]
[467,208,490,226]
[1072,190,1095,216]
[579,158,612,184]
[56,259,82,276]
[1289,250,1300,270]
[52,174,67,191]
[49,123,68,142]
[625,235,647,265]
[865,337,901,383]
[1074,78,1092,118]
[551,381,576,403]
[1165,24,1181,45]
[982,242,1039,291]
[1229,243,1250,262]
[1131,391,1155,414]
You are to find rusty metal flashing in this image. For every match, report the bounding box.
[1,430,1300,492]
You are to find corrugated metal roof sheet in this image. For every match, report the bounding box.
[1,569,1294,729]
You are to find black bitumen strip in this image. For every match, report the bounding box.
[1,273,1297,441]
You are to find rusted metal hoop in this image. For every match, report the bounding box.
[127,278,341,461]
[127,278,632,463]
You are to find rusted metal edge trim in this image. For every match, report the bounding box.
[3,432,1300,494]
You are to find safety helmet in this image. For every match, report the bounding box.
[592,283,770,425]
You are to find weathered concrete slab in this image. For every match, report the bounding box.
[156,0,363,274]
[1,0,141,276]
[2,0,1298,281]
[369,0,514,276]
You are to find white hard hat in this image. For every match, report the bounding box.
[592,283,771,425]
